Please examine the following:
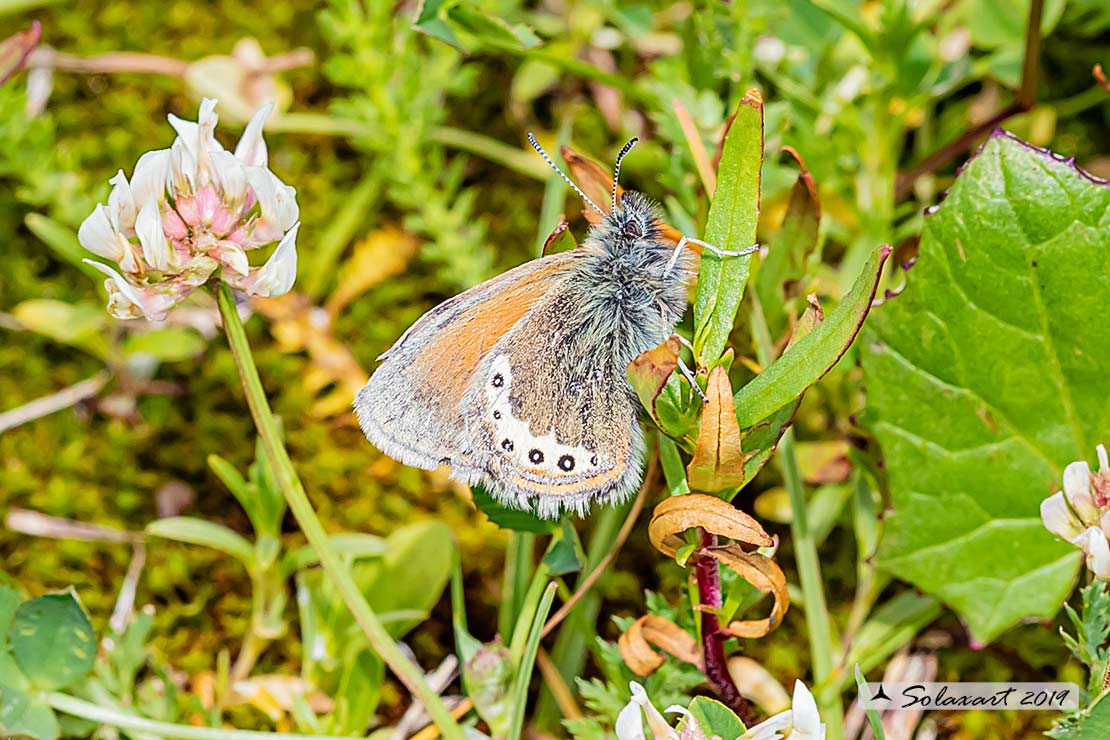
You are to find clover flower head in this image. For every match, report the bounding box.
[78,98,299,321]
[1041,444,1110,578]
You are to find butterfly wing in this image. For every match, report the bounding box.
[455,277,649,517]
[355,251,578,477]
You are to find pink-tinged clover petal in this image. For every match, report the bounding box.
[163,207,188,241]
[245,166,298,243]
[1073,527,1110,580]
[1099,445,1109,472]
[234,102,273,167]
[1041,492,1084,542]
[78,204,124,261]
[130,149,171,207]
[107,170,137,232]
[236,222,298,297]
[136,197,173,271]
[738,711,793,740]
[1063,460,1098,524]
[213,240,250,276]
[83,259,170,321]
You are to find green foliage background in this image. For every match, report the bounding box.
[0,0,1109,737]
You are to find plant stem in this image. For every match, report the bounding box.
[695,529,753,726]
[215,284,464,740]
[778,429,844,738]
[46,692,354,740]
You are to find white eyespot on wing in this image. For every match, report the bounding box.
[483,355,606,479]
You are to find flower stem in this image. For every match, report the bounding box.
[695,529,753,726]
[215,284,464,740]
[46,692,352,740]
[778,429,844,738]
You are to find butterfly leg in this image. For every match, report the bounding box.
[665,235,761,275]
[676,355,708,404]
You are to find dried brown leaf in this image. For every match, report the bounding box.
[686,366,746,492]
[707,544,789,638]
[618,614,701,677]
[784,294,824,353]
[541,218,576,255]
[626,336,680,425]
[649,493,772,560]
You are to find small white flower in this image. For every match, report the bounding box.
[616,683,680,740]
[78,204,124,261]
[1073,527,1110,580]
[235,102,272,167]
[1063,460,1099,523]
[739,680,824,740]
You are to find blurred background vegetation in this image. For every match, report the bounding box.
[1,0,1108,737]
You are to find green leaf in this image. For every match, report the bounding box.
[682,696,747,738]
[735,246,890,427]
[0,686,59,740]
[145,517,255,565]
[23,213,103,283]
[853,665,887,740]
[472,485,557,533]
[543,520,584,576]
[693,90,763,365]
[11,300,109,359]
[121,327,206,363]
[356,521,455,637]
[1078,691,1110,740]
[840,591,942,689]
[327,650,384,735]
[10,591,95,690]
[281,533,388,576]
[861,132,1110,642]
[0,585,19,636]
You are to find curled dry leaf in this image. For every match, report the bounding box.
[626,335,681,426]
[649,493,772,559]
[560,144,683,243]
[686,365,746,493]
[705,544,789,638]
[618,614,703,677]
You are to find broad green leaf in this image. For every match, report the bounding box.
[145,517,255,565]
[327,650,384,735]
[735,246,890,427]
[861,132,1108,642]
[682,696,746,738]
[693,90,763,365]
[0,686,59,740]
[356,521,455,637]
[472,485,556,533]
[1078,692,1110,740]
[10,591,95,690]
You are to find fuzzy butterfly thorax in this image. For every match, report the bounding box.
[355,184,695,518]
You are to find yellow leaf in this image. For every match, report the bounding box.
[325,226,418,317]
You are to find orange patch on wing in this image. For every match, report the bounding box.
[510,464,625,497]
[405,257,571,408]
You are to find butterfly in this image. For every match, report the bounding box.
[355,135,756,518]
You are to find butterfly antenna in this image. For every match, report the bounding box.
[527,132,606,217]
[612,137,638,212]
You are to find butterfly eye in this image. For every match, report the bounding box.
[501,439,514,452]
[590,455,599,466]
[492,373,504,388]
[492,410,502,419]
[529,449,544,464]
[558,454,575,472]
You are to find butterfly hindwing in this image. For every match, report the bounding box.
[354,252,577,475]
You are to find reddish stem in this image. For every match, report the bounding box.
[695,529,753,726]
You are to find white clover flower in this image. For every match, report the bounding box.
[615,683,707,740]
[78,98,299,321]
[738,680,826,740]
[1041,445,1110,579]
